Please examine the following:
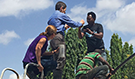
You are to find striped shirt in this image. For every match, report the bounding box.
[76,52,101,76]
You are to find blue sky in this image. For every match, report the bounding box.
[0,0,135,79]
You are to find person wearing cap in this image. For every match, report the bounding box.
[47,1,85,79]
[78,11,106,62]
[76,49,114,79]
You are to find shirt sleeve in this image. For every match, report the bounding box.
[95,53,101,59]
[60,14,82,27]
[98,24,103,33]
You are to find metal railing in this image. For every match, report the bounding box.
[0,63,44,79]
[23,62,44,79]
[0,68,19,79]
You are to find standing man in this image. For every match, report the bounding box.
[48,1,85,79]
[78,11,106,61]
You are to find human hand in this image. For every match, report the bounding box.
[80,19,85,25]
[83,28,92,33]
[110,69,115,74]
[54,47,60,54]
[86,28,93,34]
[38,64,44,72]
[83,29,88,32]
[64,24,70,29]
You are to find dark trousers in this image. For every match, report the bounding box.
[50,33,66,79]
[76,65,109,79]
[23,59,57,79]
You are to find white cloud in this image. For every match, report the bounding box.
[67,5,90,22]
[0,0,54,17]
[0,30,20,45]
[9,73,29,79]
[96,0,125,11]
[94,0,125,19]
[24,38,34,46]
[67,0,125,24]
[103,2,135,34]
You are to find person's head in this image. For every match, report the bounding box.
[87,11,96,25]
[40,25,57,40]
[55,1,67,14]
[94,49,102,54]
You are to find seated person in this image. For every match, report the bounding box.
[22,25,59,79]
[76,49,114,79]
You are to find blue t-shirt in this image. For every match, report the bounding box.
[23,35,48,63]
[48,10,82,35]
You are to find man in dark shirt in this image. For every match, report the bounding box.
[78,11,106,61]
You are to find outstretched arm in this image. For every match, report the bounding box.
[42,47,59,56]
[98,57,114,72]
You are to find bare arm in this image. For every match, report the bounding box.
[98,57,113,72]
[78,26,85,39]
[42,47,59,56]
[86,28,103,39]
[78,19,85,39]
[93,32,103,39]
[35,38,46,72]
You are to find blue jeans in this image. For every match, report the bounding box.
[23,58,57,79]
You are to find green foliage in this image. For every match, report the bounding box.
[108,33,135,79]
[62,28,87,79]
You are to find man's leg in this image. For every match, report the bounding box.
[27,70,39,79]
[87,65,109,79]
[53,55,66,79]
[50,33,65,79]
[26,64,40,79]
[76,74,87,79]
[41,58,57,77]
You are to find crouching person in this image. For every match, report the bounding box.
[22,25,59,79]
[76,49,114,79]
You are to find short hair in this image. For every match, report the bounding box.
[55,1,67,10]
[94,49,102,54]
[87,11,96,20]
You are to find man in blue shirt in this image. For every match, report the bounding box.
[47,1,85,79]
